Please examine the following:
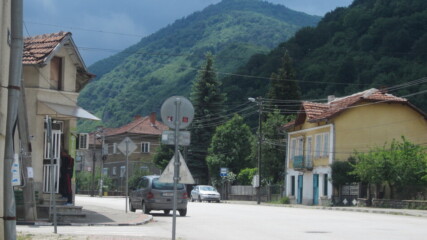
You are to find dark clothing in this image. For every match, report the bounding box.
[59,152,74,203]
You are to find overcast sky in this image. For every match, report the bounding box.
[24,0,353,66]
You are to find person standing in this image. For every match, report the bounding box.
[60,149,74,205]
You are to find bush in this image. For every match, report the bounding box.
[279,196,290,204]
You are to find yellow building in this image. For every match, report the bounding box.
[284,88,427,205]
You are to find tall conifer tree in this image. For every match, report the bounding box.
[266,51,300,114]
[188,53,225,183]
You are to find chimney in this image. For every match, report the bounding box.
[328,95,335,103]
[149,112,156,126]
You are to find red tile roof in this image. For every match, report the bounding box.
[104,115,169,137]
[284,88,421,129]
[23,31,71,65]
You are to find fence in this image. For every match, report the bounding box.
[224,185,283,202]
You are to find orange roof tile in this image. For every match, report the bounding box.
[284,88,420,129]
[23,31,71,65]
[104,115,169,137]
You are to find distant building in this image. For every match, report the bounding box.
[284,88,427,205]
[76,113,168,194]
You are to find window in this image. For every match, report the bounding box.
[102,168,108,176]
[103,144,108,155]
[104,143,109,155]
[297,137,303,156]
[141,142,150,153]
[112,166,117,176]
[290,138,297,160]
[113,143,117,154]
[323,174,328,196]
[306,136,312,161]
[291,176,295,196]
[50,56,63,90]
[120,166,126,177]
[314,134,322,158]
[78,133,89,149]
[323,133,330,157]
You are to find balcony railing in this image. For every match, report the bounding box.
[293,155,313,170]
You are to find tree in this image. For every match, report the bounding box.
[352,137,427,199]
[188,53,226,183]
[266,51,300,114]
[261,110,291,184]
[153,143,174,170]
[206,114,255,183]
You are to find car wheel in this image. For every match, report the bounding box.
[129,200,136,212]
[216,200,220,203]
[208,200,211,203]
[179,209,187,216]
[164,210,170,215]
[142,202,151,214]
[198,196,202,202]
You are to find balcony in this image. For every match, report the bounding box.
[293,155,313,170]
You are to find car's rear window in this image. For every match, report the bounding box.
[152,178,185,190]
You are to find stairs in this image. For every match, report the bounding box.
[37,194,86,223]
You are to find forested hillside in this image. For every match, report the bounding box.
[223,0,427,112]
[78,0,320,130]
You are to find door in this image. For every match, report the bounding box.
[297,175,303,204]
[42,129,62,193]
[313,174,319,205]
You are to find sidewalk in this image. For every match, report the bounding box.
[17,200,152,226]
[223,200,427,218]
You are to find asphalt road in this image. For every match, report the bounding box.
[17,196,427,240]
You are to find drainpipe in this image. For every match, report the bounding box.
[4,0,23,239]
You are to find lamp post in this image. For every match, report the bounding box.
[248,97,262,205]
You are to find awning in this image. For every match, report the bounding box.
[41,102,100,121]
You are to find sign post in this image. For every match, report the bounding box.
[118,136,137,213]
[160,96,194,240]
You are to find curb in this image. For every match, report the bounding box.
[17,215,153,226]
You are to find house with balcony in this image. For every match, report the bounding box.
[20,31,99,219]
[284,88,427,205]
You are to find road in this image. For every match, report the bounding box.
[17,196,427,240]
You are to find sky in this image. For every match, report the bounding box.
[24,0,353,66]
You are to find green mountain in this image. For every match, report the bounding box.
[223,0,427,112]
[78,0,320,130]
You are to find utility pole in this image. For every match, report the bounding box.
[91,131,96,197]
[4,0,23,238]
[249,97,263,205]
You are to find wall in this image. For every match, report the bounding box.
[0,0,11,236]
[334,102,427,161]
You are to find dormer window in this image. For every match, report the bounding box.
[50,56,63,90]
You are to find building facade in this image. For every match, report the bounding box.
[284,89,427,205]
[22,32,98,202]
[76,113,168,194]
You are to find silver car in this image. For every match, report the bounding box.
[129,175,188,216]
[190,185,221,203]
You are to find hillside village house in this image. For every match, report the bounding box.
[20,32,99,216]
[76,113,168,194]
[284,88,427,205]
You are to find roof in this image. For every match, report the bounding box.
[24,31,71,65]
[284,88,425,129]
[104,115,169,137]
[23,31,95,90]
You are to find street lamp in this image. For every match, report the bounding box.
[249,97,262,205]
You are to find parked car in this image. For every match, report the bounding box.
[190,185,221,203]
[129,175,188,216]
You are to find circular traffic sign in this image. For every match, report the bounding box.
[161,96,194,129]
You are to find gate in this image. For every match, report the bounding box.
[42,129,61,193]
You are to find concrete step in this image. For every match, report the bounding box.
[37,204,83,220]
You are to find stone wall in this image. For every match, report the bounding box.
[358,198,427,209]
